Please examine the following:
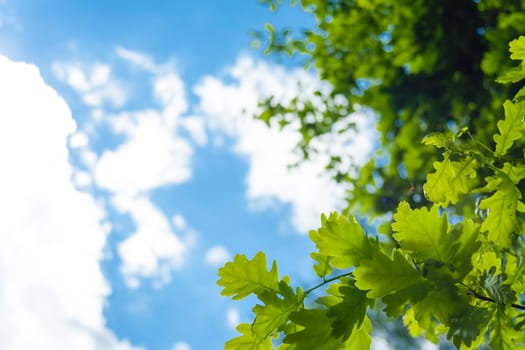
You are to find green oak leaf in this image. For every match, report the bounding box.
[481,266,516,304]
[496,66,525,84]
[252,282,304,338]
[218,252,279,300]
[309,212,377,269]
[514,86,525,102]
[343,315,372,350]
[310,252,332,279]
[354,249,423,298]
[449,219,481,279]
[323,283,369,341]
[490,306,522,350]
[479,177,522,248]
[284,309,343,350]
[392,202,453,262]
[225,323,274,350]
[423,155,477,206]
[421,132,453,148]
[494,100,524,157]
[382,283,429,318]
[509,36,525,61]
[447,306,491,348]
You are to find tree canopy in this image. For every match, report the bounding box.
[218,1,525,349]
[255,0,525,220]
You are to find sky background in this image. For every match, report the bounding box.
[0,1,381,349]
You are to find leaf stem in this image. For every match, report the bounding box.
[467,288,525,311]
[304,271,354,295]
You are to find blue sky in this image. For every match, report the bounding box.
[0,1,379,349]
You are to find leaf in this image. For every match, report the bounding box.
[496,66,525,84]
[309,212,377,269]
[514,86,525,102]
[218,252,279,300]
[392,202,453,262]
[284,309,341,350]
[225,323,274,350]
[447,306,491,348]
[423,155,477,206]
[325,284,369,341]
[421,132,453,148]
[479,177,522,248]
[382,283,429,317]
[494,100,524,157]
[509,36,525,61]
[253,282,304,338]
[408,290,464,343]
[490,305,522,350]
[481,266,516,304]
[449,219,481,279]
[310,252,332,278]
[343,315,372,350]
[354,249,424,298]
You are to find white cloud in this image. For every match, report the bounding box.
[181,116,207,146]
[69,131,89,148]
[171,341,191,350]
[52,62,126,108]
[204,245,231,267]
[115,46,159,74]
[194,56,377,233]
[154,73,188,120]
[172,214,187,230]
[226,308,240,330]
[114,195,188,289]
[0,55,140,349]
[421,340,439,350]
[371,336,391,350]
[61,50,198,288]
[95,109,193,196]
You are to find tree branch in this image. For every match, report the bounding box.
[467,288,525,311]
[304,272,354,295]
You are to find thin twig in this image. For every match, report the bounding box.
[304,271,354,295]
[468,288,525,311]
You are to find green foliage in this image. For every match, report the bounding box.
[218,37,525,349]
[254,0,525,219]
[218,252,280,300]
[494,100,525,156]
[309,212,377,269]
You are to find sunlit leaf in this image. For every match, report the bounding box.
[424,155,477,206]
[218,252,279,300]
[494,100,524,157]
[355,249,423,298]
[225,323,274,350]
[479,177,522,248]
[253,282,304,338]
[392,202,453,262]
[309,212,377,269]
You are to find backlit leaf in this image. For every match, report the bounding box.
[490,306,522,350]
[494,100,524,157]
[424,155,477,206]
[479,177,522,248]
[343,316,372,350]
[252,282,304,338]
[284,309,342,349]
[496,67,525,84]
[392,202,453,262]
[218,252,279,300]
[225,324,274,350]
[309,212,377,269]
[355,249,423,298]
[509,36,525,61]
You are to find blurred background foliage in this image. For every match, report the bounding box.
[254,0,525,227]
